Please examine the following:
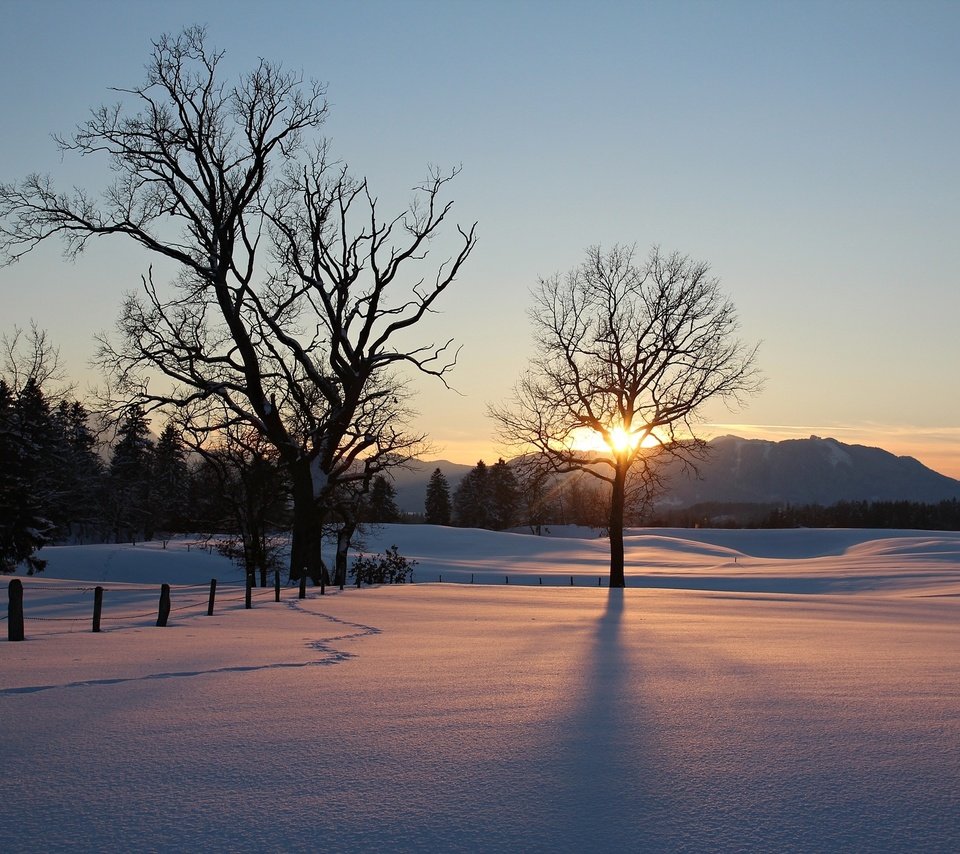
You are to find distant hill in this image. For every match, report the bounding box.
[391,437,960,513]
[657,435,960,508]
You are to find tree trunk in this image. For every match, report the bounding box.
[608,461,627,588]
[289,462,323,584]
[333,522,356,589]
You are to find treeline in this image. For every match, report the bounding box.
[761,499,960,530]
[0,369,413,576]
[0,376,230,571]
[435,461,960,534]
[423,460,618,531]
[647,500,960,531]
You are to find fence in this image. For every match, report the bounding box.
[6,571,286,642]
[6,570,613,642]
[419,573,608,587]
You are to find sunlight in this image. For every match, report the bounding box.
[608,426,637,453]
[568,425,660,454]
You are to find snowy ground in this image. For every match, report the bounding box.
[3,526,960,852]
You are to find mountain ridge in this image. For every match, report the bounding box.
[390,436,960,513]
[657,434,960,508]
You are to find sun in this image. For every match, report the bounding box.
[607,426,637,453]
[568,425,660,454]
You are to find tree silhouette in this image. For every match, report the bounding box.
[492,245,761,586]
[424,467,452,525]
[1,28,475,582]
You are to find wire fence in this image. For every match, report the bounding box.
[416,572,609,587]
[5,576,290,639]
[6,570,614,641]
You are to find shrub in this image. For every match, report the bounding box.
[350,545,417,585]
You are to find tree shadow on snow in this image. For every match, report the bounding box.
[516,588,684,852]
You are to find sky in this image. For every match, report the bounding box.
[1,0,958,476]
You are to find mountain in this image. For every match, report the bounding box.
[656,435,960,507]
[391,437,960,513]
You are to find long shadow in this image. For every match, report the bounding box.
[520,588,677,852]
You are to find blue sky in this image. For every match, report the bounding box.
[2,0,958,474]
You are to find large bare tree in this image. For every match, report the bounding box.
[0,28,475,581]
[491,245,762,587]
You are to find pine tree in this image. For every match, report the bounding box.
[366,474,401,523]
[489,458,519,530]
[152,422,189,536]
[49,399,105,542]
[424,467,452,525]
[0,378,52,573]
[453,460,493,528]
[107,405,155,542]
[16,378,58,499]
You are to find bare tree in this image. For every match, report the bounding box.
[2,323,69,398]
[183,420,289,587]
[1,28,475,582]
[491,245,762,587]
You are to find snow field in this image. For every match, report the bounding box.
[3,526,960,851]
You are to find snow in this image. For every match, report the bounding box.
[309,450,330,499]
[4,526,960,851]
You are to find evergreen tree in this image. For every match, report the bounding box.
[107,405,155,541]
[489,458,519,530]
[453,460,493,528]
[50,399,104,542]
[15,377,60,510]
[365,474,401,523]
[0,378,52,572]
[424,467,452,525]
[152,422,189,535]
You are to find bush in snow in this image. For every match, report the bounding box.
[350,545,417,585]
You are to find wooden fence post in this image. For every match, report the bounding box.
[245,573,253,609]
[207,578,217,616]
[274,570,281,603]
[92,586,103,632]
[8,579,24,641]
[157,583,171,627]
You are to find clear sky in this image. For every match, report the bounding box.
[2,0,958,476]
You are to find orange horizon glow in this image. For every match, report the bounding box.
[428,425,960,481]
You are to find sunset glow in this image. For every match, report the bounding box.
[568,425,660,454]
[608,426,638,453]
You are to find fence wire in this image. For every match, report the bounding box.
[5,579,280,631]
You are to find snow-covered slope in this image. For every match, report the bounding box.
[4,526,960,851]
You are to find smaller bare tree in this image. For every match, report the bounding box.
[491,245,762,587]
[2,323,70,398]
[183,420,289,587]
